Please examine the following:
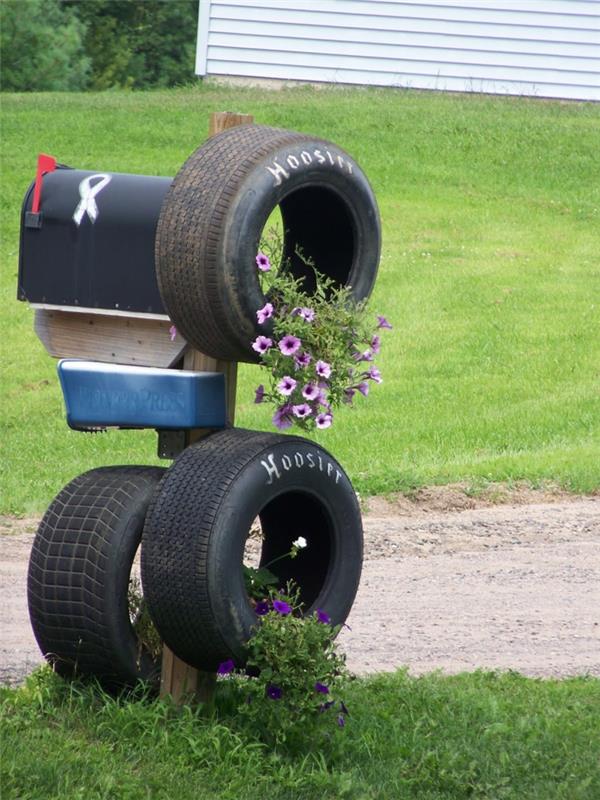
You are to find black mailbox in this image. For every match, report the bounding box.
[18,167,172,315]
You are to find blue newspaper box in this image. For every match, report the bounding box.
[57,360,226,431]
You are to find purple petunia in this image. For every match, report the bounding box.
[315,360,332,379]
[273,599,292,615]
[315,412,333,430]
[255,600,270,616]
[319,700,335,713]
[371,334,381,354]
[272,405,293,430]
[315,682,329,694]
[337,715,346,728]
[294,351,312,369]
[254,384,265,404]
[256,302,274,324]
[291,306,315,323]
[252,335,273,355]
[293,403,312,419]
[376,315,393,330]
[256,252,271,272]
[299,307,315,323]
[344,388,355,404]
[277,375,297,396]
[279,335,302,356]
[317,389,330,408]
[357,382,369,397]
[316,608,331,624]
[217,659,235,675]
[302,383,319,401]
[366,366,382,383]
[266,684,283,700]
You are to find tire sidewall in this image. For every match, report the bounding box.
[206,439,363,664]
[221,137,381,353]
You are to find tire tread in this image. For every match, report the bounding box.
[27,466,165,688]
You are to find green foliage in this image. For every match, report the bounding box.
[244,564,279,599]
[243,531,306,600]
[0,0,90,91]
[64,0,198,90]
[1,88,599,512]
[1,666,599,799]
[254,238,390,432]
[0,0,198,92]
[128,576,162,663]
[221,586,349,751]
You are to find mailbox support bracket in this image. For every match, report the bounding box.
[157,429,187,460]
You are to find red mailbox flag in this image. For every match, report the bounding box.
[31,153,57,214]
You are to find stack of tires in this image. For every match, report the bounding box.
[27,125,381,690]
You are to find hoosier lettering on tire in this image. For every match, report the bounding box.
[141,428,363,671]
[155,124,381,363]
[27,466,165,691]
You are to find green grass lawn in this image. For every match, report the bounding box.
[2,667,599,800]
[2,86,599,514]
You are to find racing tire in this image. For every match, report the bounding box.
[27,466,165,691]
[141,428,363,670]
[155,124,381,362]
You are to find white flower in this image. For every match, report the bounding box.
[292,536,307,550]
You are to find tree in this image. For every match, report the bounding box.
[0,0,199,92]
[65,0,198,90]
[0,0,90,91]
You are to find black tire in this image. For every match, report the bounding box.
[141,428,363,671]
[155,124,381,363]
[27,466,165,691]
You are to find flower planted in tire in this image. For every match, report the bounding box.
[243,535,308,601]
[252,244,392,432]
[216,584,350,749]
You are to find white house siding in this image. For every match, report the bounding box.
[196,0,600,101]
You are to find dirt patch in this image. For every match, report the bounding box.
[1,491,599,686]
[339,498,600,678]
[364,482,592,517]
[0,516,40,537]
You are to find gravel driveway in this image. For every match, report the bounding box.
[2,491,599,686]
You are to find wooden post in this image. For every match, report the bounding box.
[159,111,254,704]
[208,111,253,138]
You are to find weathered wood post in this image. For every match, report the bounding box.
[159,111,253,704]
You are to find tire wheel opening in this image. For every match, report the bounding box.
[249,490,334,610]
[279,186,356,293]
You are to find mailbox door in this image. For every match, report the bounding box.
[18,168,172,315]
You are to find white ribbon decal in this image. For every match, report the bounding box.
[72,173,111,226]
